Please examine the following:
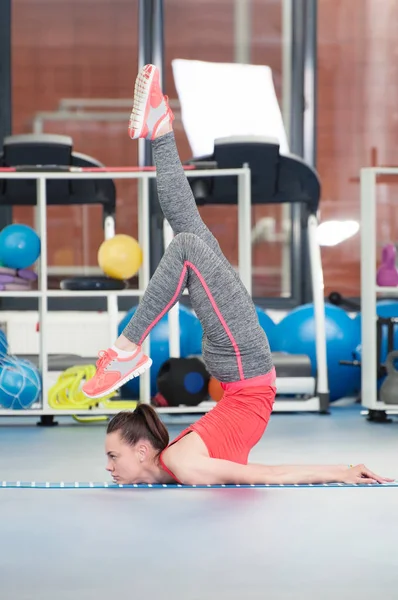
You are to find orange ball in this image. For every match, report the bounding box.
[208,377,224,402]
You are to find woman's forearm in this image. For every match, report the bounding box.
[248,463,346,485]
[174,456,390,486]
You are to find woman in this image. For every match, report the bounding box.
[83,64,392,487]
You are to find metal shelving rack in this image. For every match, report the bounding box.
[360,167,398,418]
[0,166,251,419]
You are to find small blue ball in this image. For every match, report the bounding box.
[0,224,41,269]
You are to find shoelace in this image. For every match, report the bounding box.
[96,350,113,370]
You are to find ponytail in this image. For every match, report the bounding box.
[107,405,169,453]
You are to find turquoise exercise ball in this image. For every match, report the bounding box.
[0,224,41,269]
[255,306,276,348]
[273,303,361,401]
[0,357,42,410]
[118,304,203,397]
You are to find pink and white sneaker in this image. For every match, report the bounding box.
[82,347,152,399]
[128,64,174,140]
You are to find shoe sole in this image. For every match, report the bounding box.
[83,356,153,400]
[129,65,157,139]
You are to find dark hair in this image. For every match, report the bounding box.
[107,405,169,454]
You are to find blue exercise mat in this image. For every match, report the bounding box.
[1,481,397,489]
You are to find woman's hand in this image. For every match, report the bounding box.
[342,464,395,484]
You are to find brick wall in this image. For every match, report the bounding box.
[10,0,398,297]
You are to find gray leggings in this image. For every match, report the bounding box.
[123,132,273,382]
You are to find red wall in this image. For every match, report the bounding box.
[10,0,398,296]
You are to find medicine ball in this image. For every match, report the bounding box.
[156,357,210,407]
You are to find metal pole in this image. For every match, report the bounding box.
[303,0,317,169]
[282,0,293,142]
[152,0,165,88]
[234,0,252,64]
[360,169,378,411]
[302,0,318,302]
[37,177,49,412]
[148,0,166,278]
[138,178,152,404]
[307,213,329,412]
[281,0,293,298]
[137,0,165,278]
[289,0,306,158]
[138,0,153,170]
[163,219,181,358]
[0,0,13,230]
[289,0,306,304]
[238,166,252,295]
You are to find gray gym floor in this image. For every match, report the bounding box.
[1,405,397,600]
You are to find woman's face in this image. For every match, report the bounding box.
[105,431,149,484]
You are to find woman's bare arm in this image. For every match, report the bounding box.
[170,457,394,486]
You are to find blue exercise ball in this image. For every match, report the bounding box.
[118,304,203,397]
[255,306,276,348]
[273,303,361,401]
[0,356,42,410]
[0,224,41,269]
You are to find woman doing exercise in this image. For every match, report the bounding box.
[83,65,392,487]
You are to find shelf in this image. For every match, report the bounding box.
[0,291,43,298]
[0,404,216,417]
[0,289,144,298]
[0,288,190,299]
[0,398,326,417]
[46,289,144,298]
[0,166,254,416]
[376,286,398,294]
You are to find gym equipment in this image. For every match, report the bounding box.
[376,244,398,287]
[48,365,137,421]
[271,352,312,377]
[273,303,360,401]
[179,135,328,411]
[0,266,37,291]
[208,376,224,402]
[60,276,126,291]
[0,357,41,410]
[0,223,41,269]
[152,392,169,407]
[118,304,203,397]
[49,365,138,418]
[98,234,143,280]
[360,166,398,419]
[0,134,116,230]
[329,292,398,380]
[350,316,398,383]
[379,350,398,405]
[157,357,210,407]
[48,365,116,410]
[354,300,398,364]
[172,60,289,159]
[328,291,360,312]
[0,267,37,282]
[0,163,251,419]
